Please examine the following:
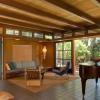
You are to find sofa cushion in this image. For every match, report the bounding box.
[7,69,23,74]
[30,61,37,69]
[22,61,28,68]
[8,62,16,70]
[22,61,37,69]
[15,62,23,69]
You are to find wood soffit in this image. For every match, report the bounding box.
[0,0,100,36]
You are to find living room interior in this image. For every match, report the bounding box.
[0,0,100,100]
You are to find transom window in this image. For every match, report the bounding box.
[34,32,43,38]
[6,28,19,35]
[22,31,32,37]
[45,34,52,40]
[54,33,62,39]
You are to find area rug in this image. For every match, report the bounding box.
[8,72,78,93]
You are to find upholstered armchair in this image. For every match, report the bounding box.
[52,62,70,76]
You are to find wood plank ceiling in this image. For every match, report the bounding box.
[0,0,100,35]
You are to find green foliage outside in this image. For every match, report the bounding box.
[56,38,100,67]
[75,40,91,64]
[75,38,100,65]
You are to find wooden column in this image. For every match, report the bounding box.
[72,39,76,75]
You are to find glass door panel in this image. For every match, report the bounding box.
[64,42,71,50]
[56,43,62,50]
[55,41,72,71]
[56,51,62,59]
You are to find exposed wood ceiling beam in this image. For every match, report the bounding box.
[0,17,65,33]
[0,9,65,31]
[0,14,65,32]
[92,0,100,7]
[45,0,98,24]
[0,22,51,33]
[0,17,54,32]
[0,3,65,26]
[97,0,100,3]
[1,22,51,32]
[0,0,83,28]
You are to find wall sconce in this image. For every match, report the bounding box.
[42,46,47,60]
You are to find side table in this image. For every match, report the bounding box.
[25,68,41,86]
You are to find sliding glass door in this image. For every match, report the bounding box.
[55,41,72,69]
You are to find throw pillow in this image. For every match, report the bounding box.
[5,64,11,71]
[8,62,16,70]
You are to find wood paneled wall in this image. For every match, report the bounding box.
[3,38,54,68]
[12,45,32,62]
[3,38,41,65]
[41,42,54,68]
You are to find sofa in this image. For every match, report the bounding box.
[4,61,39,79]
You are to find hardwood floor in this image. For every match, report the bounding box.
[0,79,100,100]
